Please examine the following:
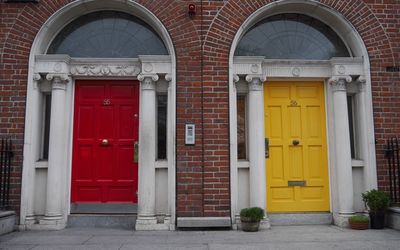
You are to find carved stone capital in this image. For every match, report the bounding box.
[33,73,41,81]
[233,74,240,83]
[46,73,70,91]
[356,75,367,92]
[165,74,172,82]
[138,73,159,90]
[246,74,265,91]
[328,76,352,92]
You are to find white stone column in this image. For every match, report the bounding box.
[246,74,270,229]
[23,73,42,225]
[356,77,377,190]
[40,74,69,229]
[164,74,172,227]
[329,76,354,225]
[136,73,159,230]
[232,74,240,226]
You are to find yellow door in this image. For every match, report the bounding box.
[265,81,330,212]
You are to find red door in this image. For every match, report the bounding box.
[72,80,139,204]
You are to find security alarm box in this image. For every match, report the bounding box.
[185,124,195,145]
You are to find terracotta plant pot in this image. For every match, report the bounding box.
[349,220,369,230]
[241,218,260,232]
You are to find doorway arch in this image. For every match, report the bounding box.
[229,0,377,228]
[21,0,176,230]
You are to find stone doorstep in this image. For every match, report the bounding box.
[0,210,16,235]
[177,217,231,228]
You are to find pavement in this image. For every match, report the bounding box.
[0,225,399,250]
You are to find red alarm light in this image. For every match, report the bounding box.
[188,4,196,17]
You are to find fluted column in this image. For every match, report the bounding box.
[329,76,354,216]
[41,74,69,227]
[246,75,267,209]
[136,73,159,230]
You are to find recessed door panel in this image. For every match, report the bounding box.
[72,80,139,204]
[265,81,329,212]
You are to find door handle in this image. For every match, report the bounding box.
[101,139,109,146]
[292,139,300,146]
[134,141,139,163]
[265,138,269,159]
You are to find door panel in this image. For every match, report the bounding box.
[265,81,330,212]
[72,80,139,204]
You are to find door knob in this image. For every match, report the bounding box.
[292,139,300,146]
[101,139,109,146]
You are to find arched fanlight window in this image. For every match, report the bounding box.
[47,11,168,57]
[235,14,350,59]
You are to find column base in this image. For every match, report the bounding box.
[135,216,169,230]
[333,213,355,228]
[37,215,66,230]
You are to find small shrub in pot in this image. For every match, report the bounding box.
[240,207,264,232]
[348,215,369,230]
[362,189,390,229]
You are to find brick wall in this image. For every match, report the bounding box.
[0,0,399,217]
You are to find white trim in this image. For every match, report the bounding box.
[20,0,176,230]
[229,0,376,228]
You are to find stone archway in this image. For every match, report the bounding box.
[228,0,377,228]
[20,0,176,230]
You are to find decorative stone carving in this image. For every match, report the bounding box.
[250,64,259,73]
[33,73,41,81]
[328,76,352,92]
[246,74,266,91]
[70,64,140,76]
[165,74,172,82]
[46,74,70,91]
[357,75,367,92]
[338,65,346,75]
[233,74,240,83]
[143,63,154,73]
[138,73,159,90]
[291,67,301,76]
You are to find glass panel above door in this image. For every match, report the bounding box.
[47,11,168,58]
[235,14,351,60]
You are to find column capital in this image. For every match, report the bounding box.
[33,73,41,81]
[356,75,367,92]
[245,74,266,91]
[165,73,172,82]
[138,73,159,90]
[328,75,352,92]
[46,73,70,90]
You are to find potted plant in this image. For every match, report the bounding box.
[362,189,390,229]
[240,207,264,232]
[348,215,369,230]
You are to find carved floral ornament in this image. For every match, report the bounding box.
[70,64,141,76]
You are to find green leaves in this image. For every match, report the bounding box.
[240,207,265,222]
[362,189,390,212]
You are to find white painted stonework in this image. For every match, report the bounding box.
[20,0,176,231]
[229,0,377,228]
